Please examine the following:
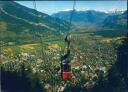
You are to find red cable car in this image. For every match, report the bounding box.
[61,35,72,80]
[61,63,72,80]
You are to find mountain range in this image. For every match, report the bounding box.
[52,10,108,25]
[52,10,127,29]
[103,10,127,29]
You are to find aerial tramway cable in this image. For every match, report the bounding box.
[61,0,76,80]
[33,0,76,81]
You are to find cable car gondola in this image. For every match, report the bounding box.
[61,49,72,80]
[60,0,76,80]
[61,63,72,80]
[33,0,76,81]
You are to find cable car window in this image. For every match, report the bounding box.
[63,64,71,72]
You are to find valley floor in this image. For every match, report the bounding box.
[1,31,125,92]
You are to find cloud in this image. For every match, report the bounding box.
[62,8,72,11]
[62,8,90,12]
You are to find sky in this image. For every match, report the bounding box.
[16,1,127,15]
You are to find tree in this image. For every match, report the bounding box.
[116,33,128,89]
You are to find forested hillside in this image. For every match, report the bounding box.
[0,1,69,43]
